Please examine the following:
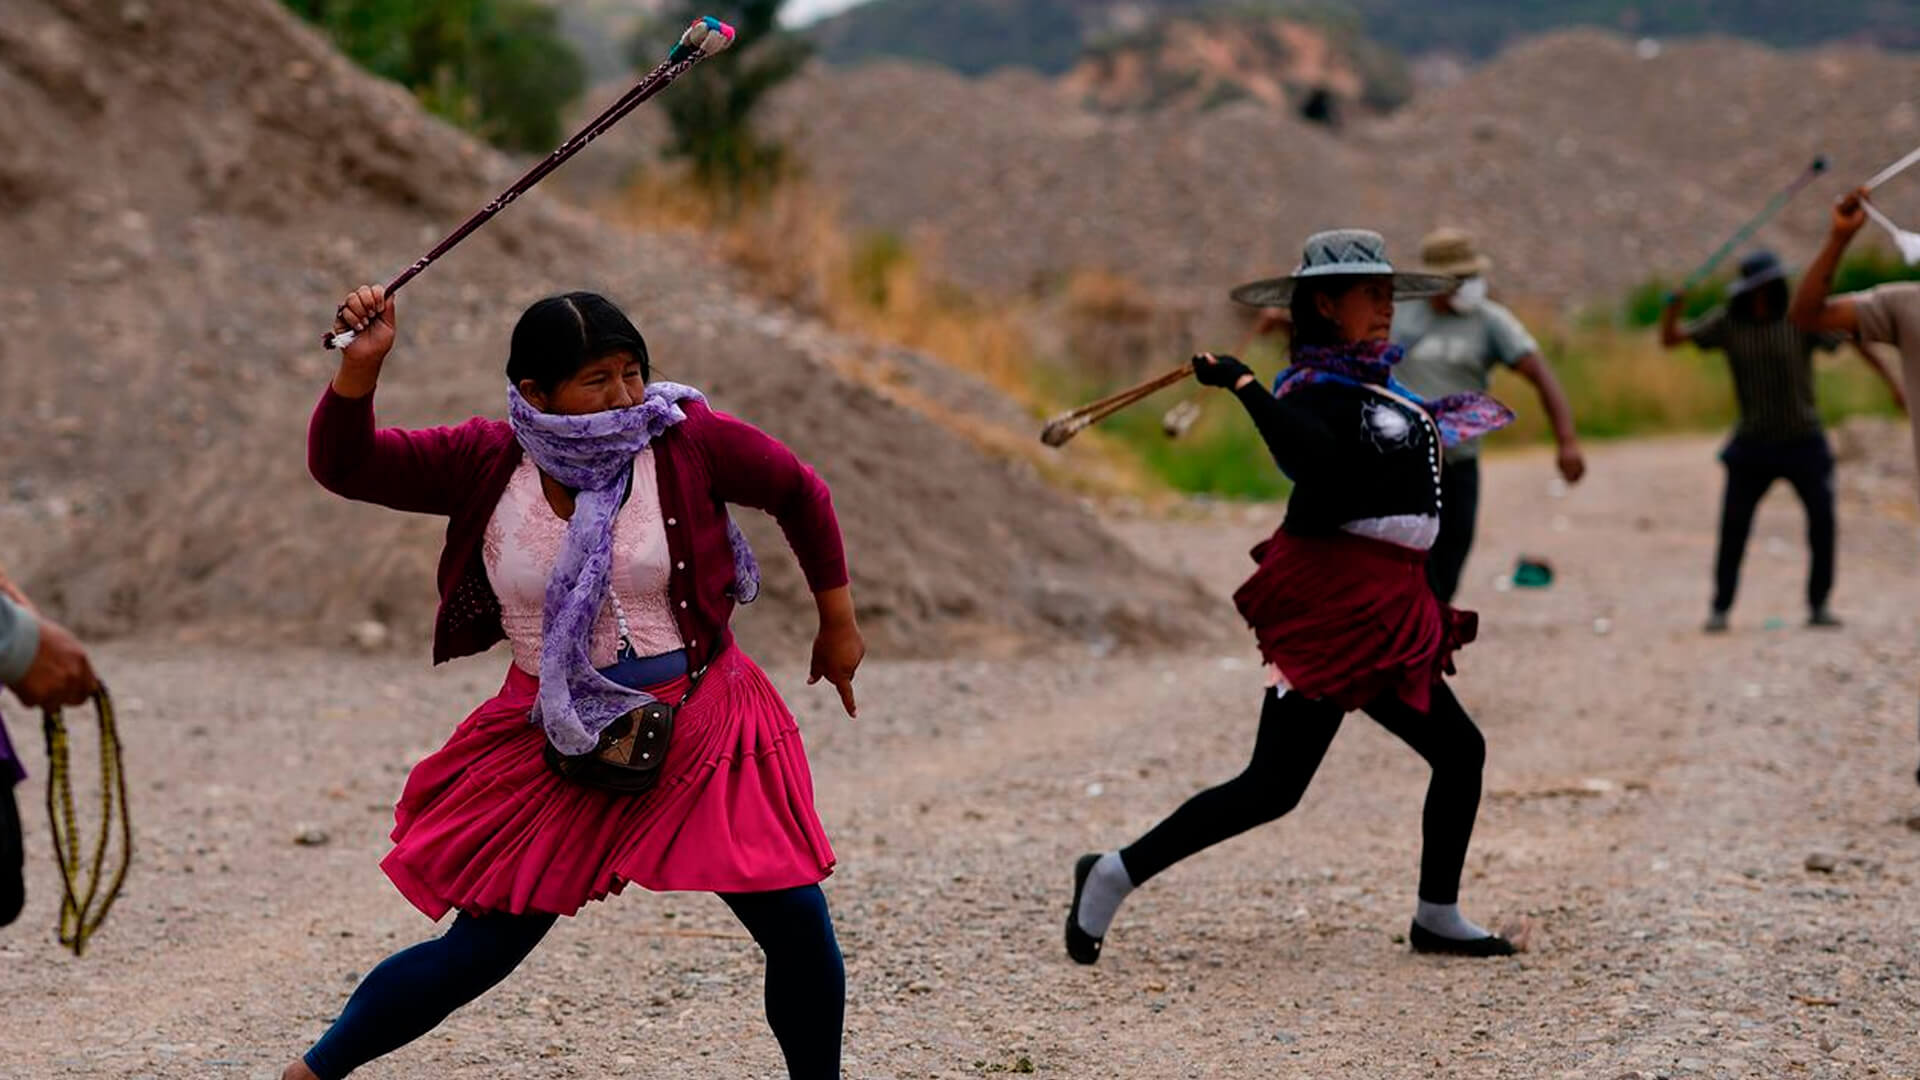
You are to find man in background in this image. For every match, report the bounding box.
[1392,227,1586,602]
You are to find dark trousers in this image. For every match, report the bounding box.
[305,885,844,1080]
[1426,459,1481,604]
[0,783,21,927]
[1712,435,1835,614]
[1119,682,1487,905]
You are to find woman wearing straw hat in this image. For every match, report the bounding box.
[1661,247,1905,632]
[1392,228,1585,603]
[1064,230,1521,963]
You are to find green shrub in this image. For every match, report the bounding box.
[1619,250,1920,328]
[283,0,584,153]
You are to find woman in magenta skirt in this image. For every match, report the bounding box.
[284,284,864,1079]
[1065,230,1521,963]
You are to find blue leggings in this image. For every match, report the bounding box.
[304,885,843,1079]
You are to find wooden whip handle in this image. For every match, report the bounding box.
[1039,362,1194,446]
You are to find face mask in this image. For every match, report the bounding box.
[1449,276,1488,313]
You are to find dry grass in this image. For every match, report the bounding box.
[611,174,1043,402]
[605,173,1169,497]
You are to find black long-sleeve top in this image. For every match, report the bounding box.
[1233,378,1445,538]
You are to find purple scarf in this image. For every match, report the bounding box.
[1274,340,1514,449]
[508,382,760,756]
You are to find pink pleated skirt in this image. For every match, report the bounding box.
[381,644,835,919]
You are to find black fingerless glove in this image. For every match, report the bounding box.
[1191,353,1253,389]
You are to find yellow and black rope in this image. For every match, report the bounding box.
[42,688,131,957]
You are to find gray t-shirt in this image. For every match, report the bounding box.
[1391,299,1538,461]
[1848,282,1920,496]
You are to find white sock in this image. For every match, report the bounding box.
[1075,852,1135,937]
[1414,900,1492,941]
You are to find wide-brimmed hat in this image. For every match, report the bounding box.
[1728,249,1788,297]
[1230,229,1457,308]
[1419,227,1493,278]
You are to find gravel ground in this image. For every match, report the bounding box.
[4,436,1920,1080]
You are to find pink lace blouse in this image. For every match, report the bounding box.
[483,451,685,674]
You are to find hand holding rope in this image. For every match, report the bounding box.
[43,687,131,957]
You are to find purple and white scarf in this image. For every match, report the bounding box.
[1273,340,1514,449]
[508,381,760,756]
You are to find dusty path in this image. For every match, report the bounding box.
[4,435,1919,1079]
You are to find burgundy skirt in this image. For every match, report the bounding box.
[1231,529,1477,712]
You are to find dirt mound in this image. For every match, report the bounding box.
[1062,12,1408,115]
[0,0,1229,662]
[763,31,1920,325]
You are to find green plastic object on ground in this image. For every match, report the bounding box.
[1512,557,1554,589]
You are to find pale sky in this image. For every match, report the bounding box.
[780,0,873,27]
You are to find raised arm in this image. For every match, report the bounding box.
[307,285,490,516]
[1658,292,1691,349]
[1791,188,1868,335]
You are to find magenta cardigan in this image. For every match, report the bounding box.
[308,386,848,668]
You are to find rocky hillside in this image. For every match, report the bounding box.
[807,0,1920,75]
[762,30,1920,325]
[1062,9,1410,115]
[0,0,1229,661]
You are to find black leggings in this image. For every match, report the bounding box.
[304,885,844,1079]
[1120,682,1486,904]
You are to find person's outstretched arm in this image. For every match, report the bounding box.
[1192,353,1333,482]
[0,593,98,710]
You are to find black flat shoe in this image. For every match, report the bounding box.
[1408,920,1517,957]
[1065,853,1105,965]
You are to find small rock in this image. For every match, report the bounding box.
[349,620,390,652]
[293,826,331,847]
[1804,852,1839,874]
[1085,782,1104,797]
